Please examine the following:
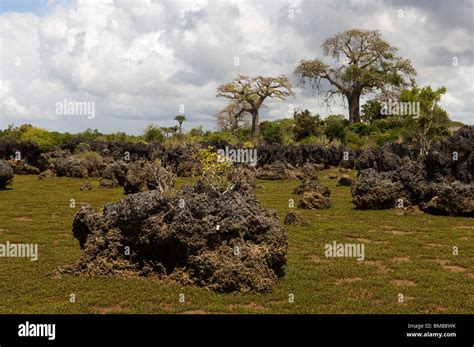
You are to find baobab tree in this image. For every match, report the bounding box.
[214,101,251,134]
[174,115,186,135]
[217,75,294,138]
[294,29,416,123]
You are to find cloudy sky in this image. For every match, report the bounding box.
[0,0,473,134]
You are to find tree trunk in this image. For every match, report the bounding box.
[347,92,361,123]
[179,123,182,134]
[251,111,260,139]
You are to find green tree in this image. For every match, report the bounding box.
[324,115,347,143]
[215,102,251,134]
[78,128,103,141]
[260,121,284,144]
[174,115,186,134]
[400,85,450,154]
[294,29,416,123]
[361,100,385,123]
[0,124,21,139]
[189,126,204,137]
[19,125,63,147]
[217,75,294,138]
[293,109,322,141]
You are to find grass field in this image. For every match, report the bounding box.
[0,170,473,314]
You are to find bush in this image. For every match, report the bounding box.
[143,124,165,144]
[260,121,284,144]
[193,146,232,189]
[294,110,322,141]
[361,100,385,123]
[298,135,318,144]
[19,125,65,148]
[345,130,366,148]
[202,131,236,145]
[348,122,370,136]
[324,115,347,143]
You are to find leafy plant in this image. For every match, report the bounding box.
[192,146,232,189]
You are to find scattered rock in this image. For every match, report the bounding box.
[38,169,55,180]
[55,157,89,178]
[293,178,331,196]
[296,163,323,179]
[420,181,474,217]
[339,168,351,174]
[351,169,406,209]
[393,197,419,215]
[80,182,93,191]
[355,147,404,173]
[337,174,352,186]
[256,161,296,180]
[395,207,421,216]
[100,162,128,188]
[8,160,40,175]
[230,166,257,195]
[284,211,308,226]
[298,191,331,209]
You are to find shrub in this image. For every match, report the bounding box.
[294,109,322,141]
[260,121,284,144]
[324,115,347,143]
[298,135,318,145]
[192,146,232,189]
[143,124,165,144]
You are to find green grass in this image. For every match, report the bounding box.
[0,170,472,314]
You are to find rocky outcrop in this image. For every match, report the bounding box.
[0,160,14,189]
[53,181,288,293]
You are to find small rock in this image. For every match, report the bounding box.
[293,179,331,196]
[80,182,93,191]
[337,174,352,186]
[284,211,308,226]
[298,191,331,209]
[38,169,54,180]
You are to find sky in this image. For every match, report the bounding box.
[0,0,473,134]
